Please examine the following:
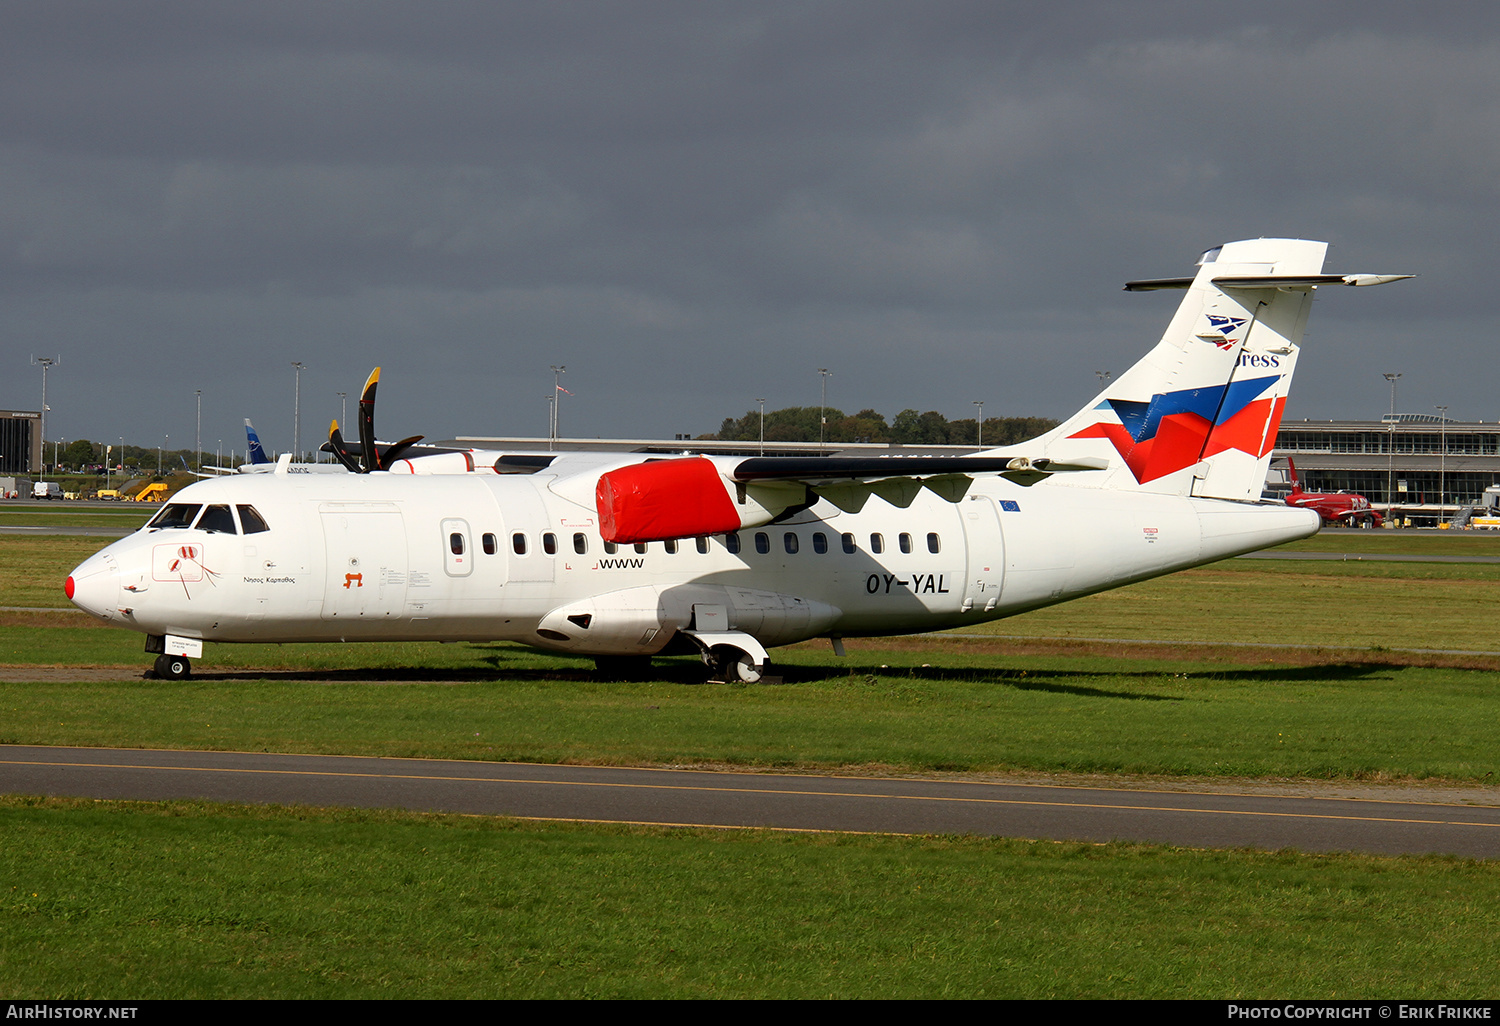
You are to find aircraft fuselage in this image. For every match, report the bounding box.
[66,470,1318,659]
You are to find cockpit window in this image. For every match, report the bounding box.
[148,504,202,530]
[197,505,237,534]
[236,505,270,535]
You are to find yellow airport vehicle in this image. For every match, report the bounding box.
[131,483,170,503]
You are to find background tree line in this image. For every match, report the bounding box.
[708,407,1059,447]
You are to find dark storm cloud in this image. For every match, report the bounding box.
[4,2,1499,453]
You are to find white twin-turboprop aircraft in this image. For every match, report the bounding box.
[67,239,1410,681]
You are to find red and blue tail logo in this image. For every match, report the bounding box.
[1204,315,1247,351]
[1068,374,1285,484]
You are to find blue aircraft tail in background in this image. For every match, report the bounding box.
[245,419,271,464]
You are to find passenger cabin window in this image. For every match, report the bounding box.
[236,505,270,534]
[755,532,770,554]
[695,536,709,554]
[927,532,941,554]
[450,533,466,555]
[725,533,741,554]
[604,541,618,554]
[899,533,913,554]
[197,505,236,534]
[634,542,647,554]
[482,533,497,555]
[543,533,558,555]
[812,532,828,554]
[512,532,527,555]
[783,532,799,554]
[148,504,201,530]
[664,539,678,554]
[870,533,884,554]
[574,533,588,554]
[841,533,856,554]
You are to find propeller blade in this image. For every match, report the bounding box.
[358,367,380,472]
[379,435,426,467]
[327,420,362,473]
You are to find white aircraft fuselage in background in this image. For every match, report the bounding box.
[65,239,1410,680]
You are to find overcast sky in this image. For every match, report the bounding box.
[3,2,1496,456]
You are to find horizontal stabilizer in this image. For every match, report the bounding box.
[1126,273,1413,292]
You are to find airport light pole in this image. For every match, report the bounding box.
[973,400,984,450]
[33,356,57,479]
[757,398,766,456]
[195,389,202,475]
[291,362,305,462]
[1096,369,1112,389]
[817,369,831,450]
[1436,405,1448,512]
[337,391,347,429]
[549,366,564,444]
[1383,372,1401,514]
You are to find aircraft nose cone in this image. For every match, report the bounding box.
[67,554,118,622]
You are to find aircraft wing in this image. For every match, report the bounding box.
[594,453,1108,544]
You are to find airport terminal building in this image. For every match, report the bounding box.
[1273,415,1500,508]
[0,409,41,477]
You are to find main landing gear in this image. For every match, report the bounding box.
[712,648,763,684]
[153,654,191,680]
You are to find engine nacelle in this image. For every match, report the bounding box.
[388,451,478,475]
[595,456,805,544]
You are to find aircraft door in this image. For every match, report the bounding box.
[320,505,409,620]
[961,495,1005,614]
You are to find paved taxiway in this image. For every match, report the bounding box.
[3,745,1498,858]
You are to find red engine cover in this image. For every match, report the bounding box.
[596,458,740,544]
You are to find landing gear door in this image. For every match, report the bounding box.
[320,504,408,620]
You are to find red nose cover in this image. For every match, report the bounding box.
[596,458,740,544]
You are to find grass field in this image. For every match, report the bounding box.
[0,511,149,530]
[4,529,1500,997]
[3,653,1499,780]
[5,796,1498,999]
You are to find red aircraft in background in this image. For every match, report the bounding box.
[1282,457,1382,528]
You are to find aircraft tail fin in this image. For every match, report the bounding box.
[1284,456,1304,496]
[1030,239,1410,501]
[245,419,271,465]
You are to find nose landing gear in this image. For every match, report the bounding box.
[153,654,192,680]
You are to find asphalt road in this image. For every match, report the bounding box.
[4,745,1498,858]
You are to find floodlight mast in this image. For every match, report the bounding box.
[817,368,831,449]
[32,356,58,479]
[291,362,306,462]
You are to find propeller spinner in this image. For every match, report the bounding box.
[325,367,424,473]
